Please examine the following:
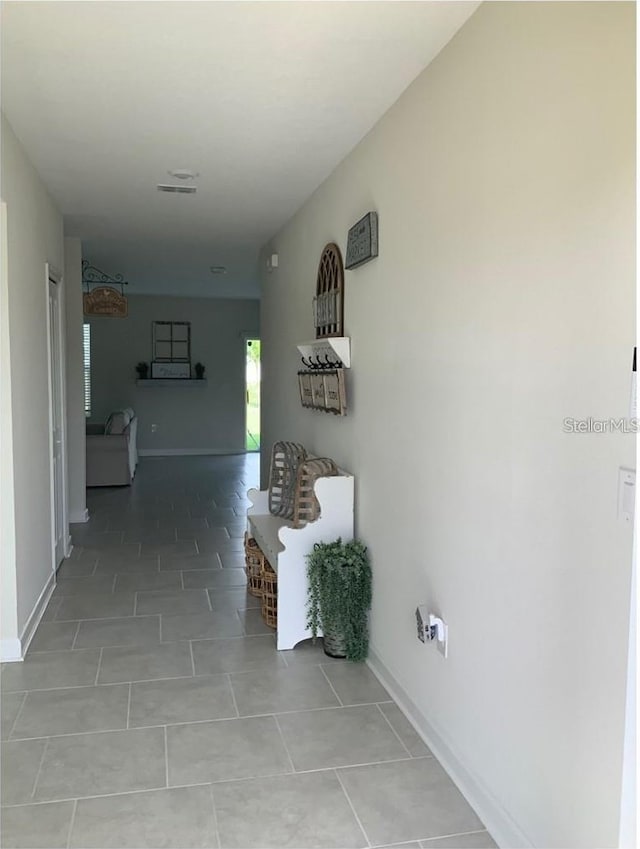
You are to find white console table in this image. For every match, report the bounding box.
[247,471,354,650]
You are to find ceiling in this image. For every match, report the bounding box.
[1,1,479,299]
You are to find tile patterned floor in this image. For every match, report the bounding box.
[1,455,496,849]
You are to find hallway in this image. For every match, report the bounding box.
[1,455,494,849]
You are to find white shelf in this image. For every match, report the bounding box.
[297,337,351,368]
[136,379,207,387]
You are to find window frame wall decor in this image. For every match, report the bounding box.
[152,321,191,363]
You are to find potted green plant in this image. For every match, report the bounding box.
[306,538,372,661]
[135,361,149,379]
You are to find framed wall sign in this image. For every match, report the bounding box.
[345,211,378,270]
[82,262,129,317]
[323,370,346,415]
[83,286,128,318]
[151,361,190,379]
[310,373,327,408]
[298,372,313,408]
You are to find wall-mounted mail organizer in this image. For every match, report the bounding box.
[298,368,347,416]
[296,337,350,416]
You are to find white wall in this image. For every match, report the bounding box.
[1,201,19,658]
[1,113,64,654]
[64,237,87,523]
[259,4,635,848]
[88,295,259,453]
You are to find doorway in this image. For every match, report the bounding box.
[245,338,261,452]
[47,269,67,567]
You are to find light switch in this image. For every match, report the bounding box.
[618,467,635,525]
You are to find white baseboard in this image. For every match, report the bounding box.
[64,534,73,558]
[138,448,246,457]
[0,638,22,662]
[1,572,57,662]
[367,646,533,849]
[69,508,89,523]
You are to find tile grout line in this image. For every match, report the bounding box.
[209,783,222,849]
[370,842,423,849]
[133,592,138,616]
[6,691,28,740]
[65,798,78,849]
[126,682,132,729]
[3,780,216,809]
[188,641,197,676]
[226,673,240,718]
[233,607,246,638]
[29,737,50,800]
[272,713,296,774]
[163,725,170,787]
[375,703,413,758]
[70,621,82,651]
[0,781,177,809]
[418,829,494,847]
[180,571,185,590]
[6,705,423,761]
[333,767,372,848]
[319,664,344,706]
[94,648,104,686]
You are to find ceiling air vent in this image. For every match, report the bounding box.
[156,184,197,194]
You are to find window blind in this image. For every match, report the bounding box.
[83,323,91,417]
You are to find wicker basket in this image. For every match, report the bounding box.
[292,457,339,528]
[268,442,307,519]
[260,561,278,629]
[244,533,264,598]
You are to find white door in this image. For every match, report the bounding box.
[48,276,65,567]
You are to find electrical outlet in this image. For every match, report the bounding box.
[151,423,158,433]
[429,614,448,659]
[416,605,430,643]
[436,620,448,658]
[618,467,635,525]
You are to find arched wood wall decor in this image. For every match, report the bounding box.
[313,243,344,339]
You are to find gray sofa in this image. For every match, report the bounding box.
[86,408,138,487]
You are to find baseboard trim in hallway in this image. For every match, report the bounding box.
[367,646,532,849]
[69,508,89,523]
[138,449,249,457]
[1,571,56,663]
[0,638,22,663]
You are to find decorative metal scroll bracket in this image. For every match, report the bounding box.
[82,260,129,294]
